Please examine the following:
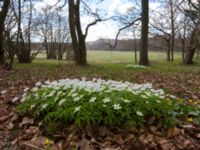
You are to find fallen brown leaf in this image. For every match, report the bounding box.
[113,134,124,145]
[0,115,9,122]
[161,142,175,150]
[181,124,195,129]
[150,126,162,136]
[78,134,93,150]
[196,133,200,139]
[7,122,14,130]
[167,127,181,138]
[19,117,34,127]
[124,134,134,143]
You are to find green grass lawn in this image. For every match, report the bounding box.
[37,50,184,64]
[87,50,182,64]
[16,50,200,74]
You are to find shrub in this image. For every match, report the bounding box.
[16,78,200,129]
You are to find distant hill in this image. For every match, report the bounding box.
[31,37,183,52]
[86,37,183,51]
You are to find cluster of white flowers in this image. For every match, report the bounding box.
[17,77,200,128]
[19,78,167,104]
[34,78,165,99]
[126,64,148,69]
[20,78,173,116]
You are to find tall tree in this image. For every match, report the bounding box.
[177,15,192,62]
[184,21,200,64]
[68,0,103,65]
[68,0,86,65]
[0,0,10,65]
[184,0,200,64]
[139,0,150,66]
[169,0,175,61]
[15,0,33,63]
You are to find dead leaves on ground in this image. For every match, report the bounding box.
[9,125,199,150]
[133,72,200,100]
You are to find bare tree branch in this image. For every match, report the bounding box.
[110,17,141,48]
[188,0,199,10]
[84,18,102,38]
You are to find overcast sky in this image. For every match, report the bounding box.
[34,0,161,41]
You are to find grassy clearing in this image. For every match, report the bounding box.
[11,51,199,91]
[87,50,182,64]
[15,50,200,74]
[36,50,184,64]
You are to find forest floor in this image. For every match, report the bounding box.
[0,58,200,150]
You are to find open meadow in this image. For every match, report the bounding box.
[16,50,200,73]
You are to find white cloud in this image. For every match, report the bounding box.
[108,0,121,15]
[149,2,161,10]
[34,0,60,11]
[118,2,134,15]
[108,0,134,15]
[86,21,118,41]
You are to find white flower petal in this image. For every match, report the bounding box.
[74,106,81,113]
[113,104,122,110]
[136,111,144,117]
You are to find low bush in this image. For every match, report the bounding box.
[16,78,200,129]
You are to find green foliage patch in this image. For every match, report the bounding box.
[16,79,200,129]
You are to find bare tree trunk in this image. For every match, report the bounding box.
[0,25,5,65]
[0,0,10,65]
[133,29,138,63]
[58,50,63,60]
[134,40,137,63]
[66,44,75,60]
[16,0,33,63]
[196,48,199,59]
[182,43,185,61]
[68,0,87,65]
[184,22,200,64]
[169,0,175,61]
[167,39,171,61]
[184,45,196,65]
[4,31,15,70]
[139,0,150,66]
[181,23,187,62]
[181,36,186,62]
